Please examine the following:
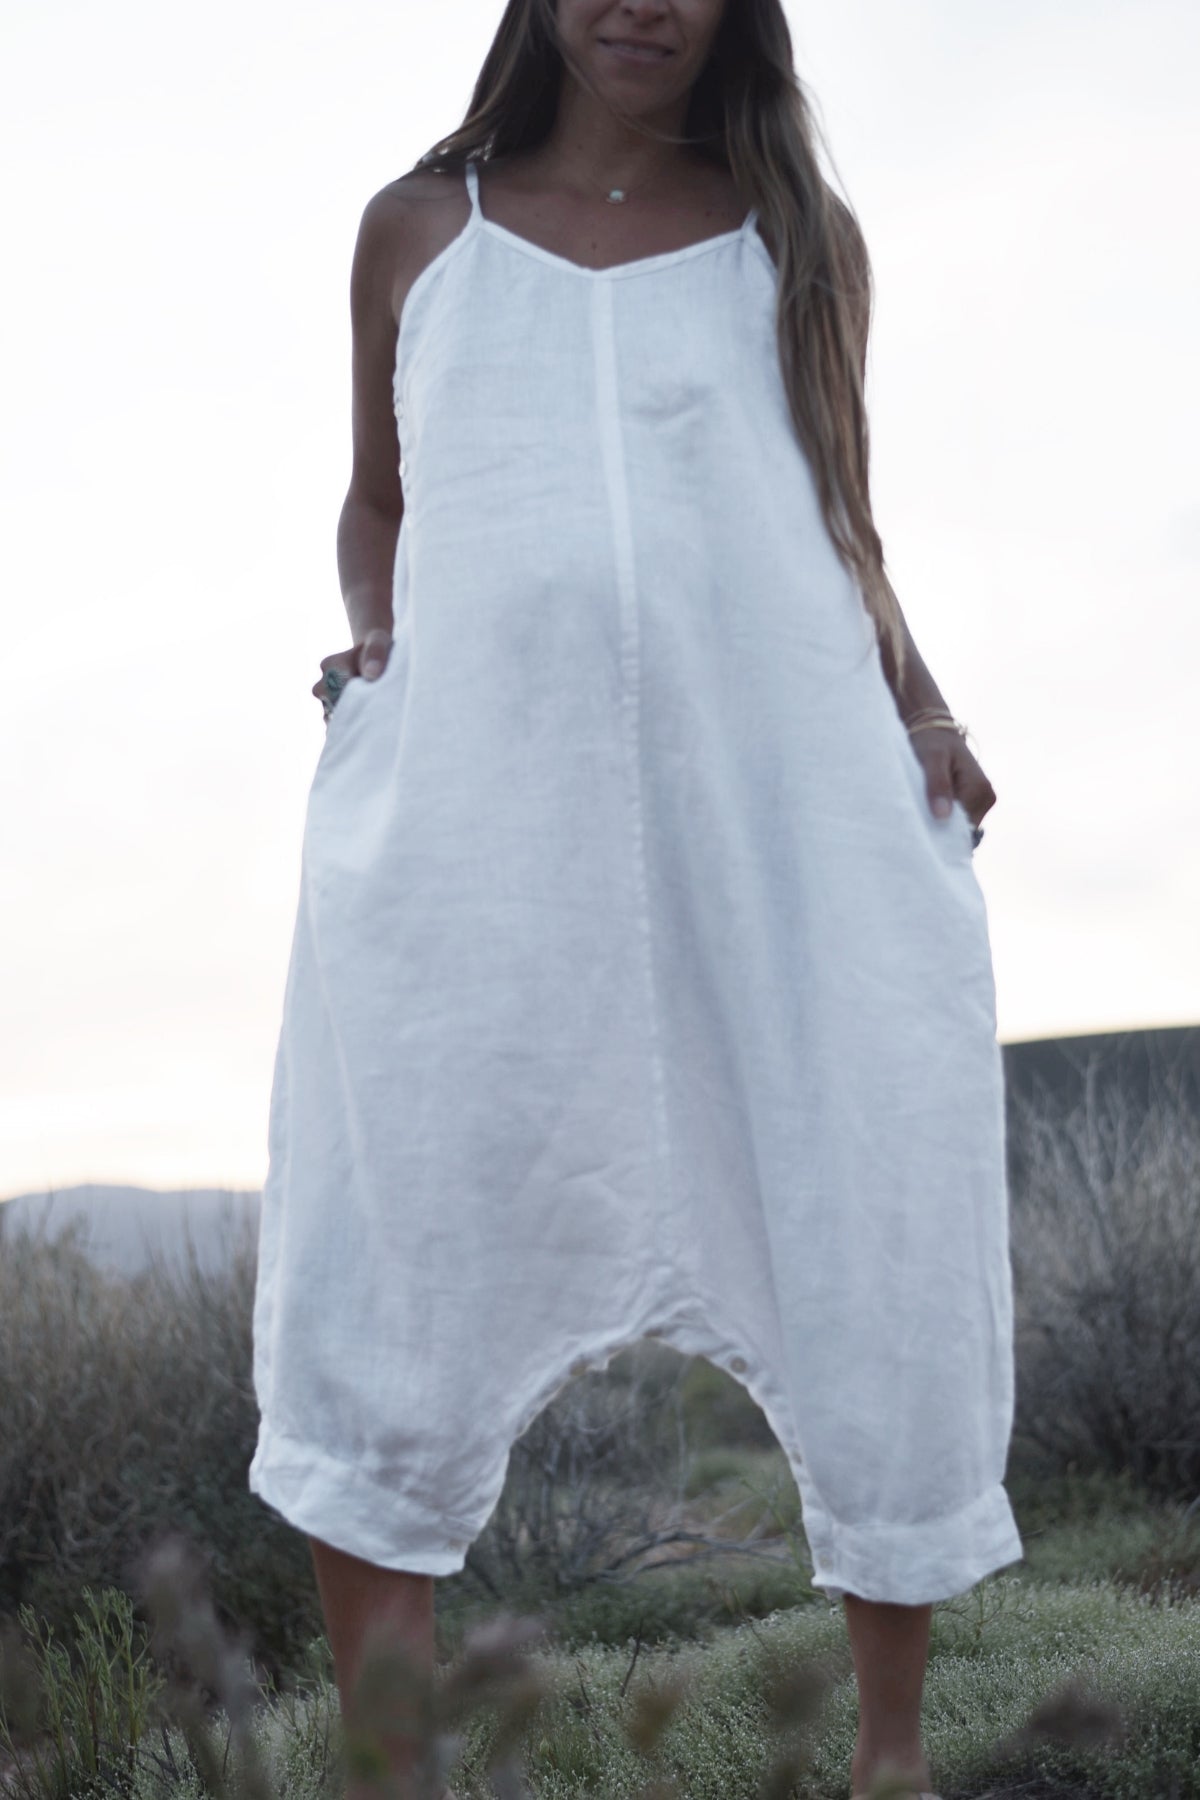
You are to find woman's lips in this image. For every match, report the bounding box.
[599,40,674,63]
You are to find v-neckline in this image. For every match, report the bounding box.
[469,158,761,280]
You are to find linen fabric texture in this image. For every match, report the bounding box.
[248,158,1025,1604]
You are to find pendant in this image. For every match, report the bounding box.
[606,188,627,204]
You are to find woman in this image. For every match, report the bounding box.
[249,3,1024,1796]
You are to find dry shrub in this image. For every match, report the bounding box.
[459,1340,804,1612]
[0,1218,316,1681]
[1009,1052,1200,1504]
[0,1219,791,1683]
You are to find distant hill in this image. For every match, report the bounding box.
[1000,1023,1200,1190]
[1001,1022,1200,1121]
[2,1026,1196,1278]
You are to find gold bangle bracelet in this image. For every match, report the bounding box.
[904,712,964,735]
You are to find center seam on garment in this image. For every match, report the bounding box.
[591,279,676,1291]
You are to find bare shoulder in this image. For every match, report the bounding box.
[355,166,472,329]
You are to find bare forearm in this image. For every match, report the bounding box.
[878,608,951,724]
[336,489,402,644]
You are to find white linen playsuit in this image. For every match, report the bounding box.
[248,157,1026,1605]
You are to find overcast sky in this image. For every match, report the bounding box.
[2,0,1196,1200]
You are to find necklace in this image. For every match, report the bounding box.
[585,159,676,205]
[597,172,650,204]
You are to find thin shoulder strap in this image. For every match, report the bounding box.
[464,157,481,218]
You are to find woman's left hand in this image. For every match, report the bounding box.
[909,723,996,831]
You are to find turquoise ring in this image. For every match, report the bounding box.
[321,665,347,721]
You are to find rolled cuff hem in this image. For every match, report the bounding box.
[802,1480,1026,1605]
[248,1423,475,1578]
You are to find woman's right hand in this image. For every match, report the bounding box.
[312,625,393,711]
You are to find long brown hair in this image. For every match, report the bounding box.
[411,0,908,690]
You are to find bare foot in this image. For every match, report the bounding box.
[850,1740,935,1798]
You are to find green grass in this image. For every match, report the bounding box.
[102,1576,1200,1800]
[8,1463,1200,1800]
[428,1450,1200,1666]
[447,1581,1200,1799]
